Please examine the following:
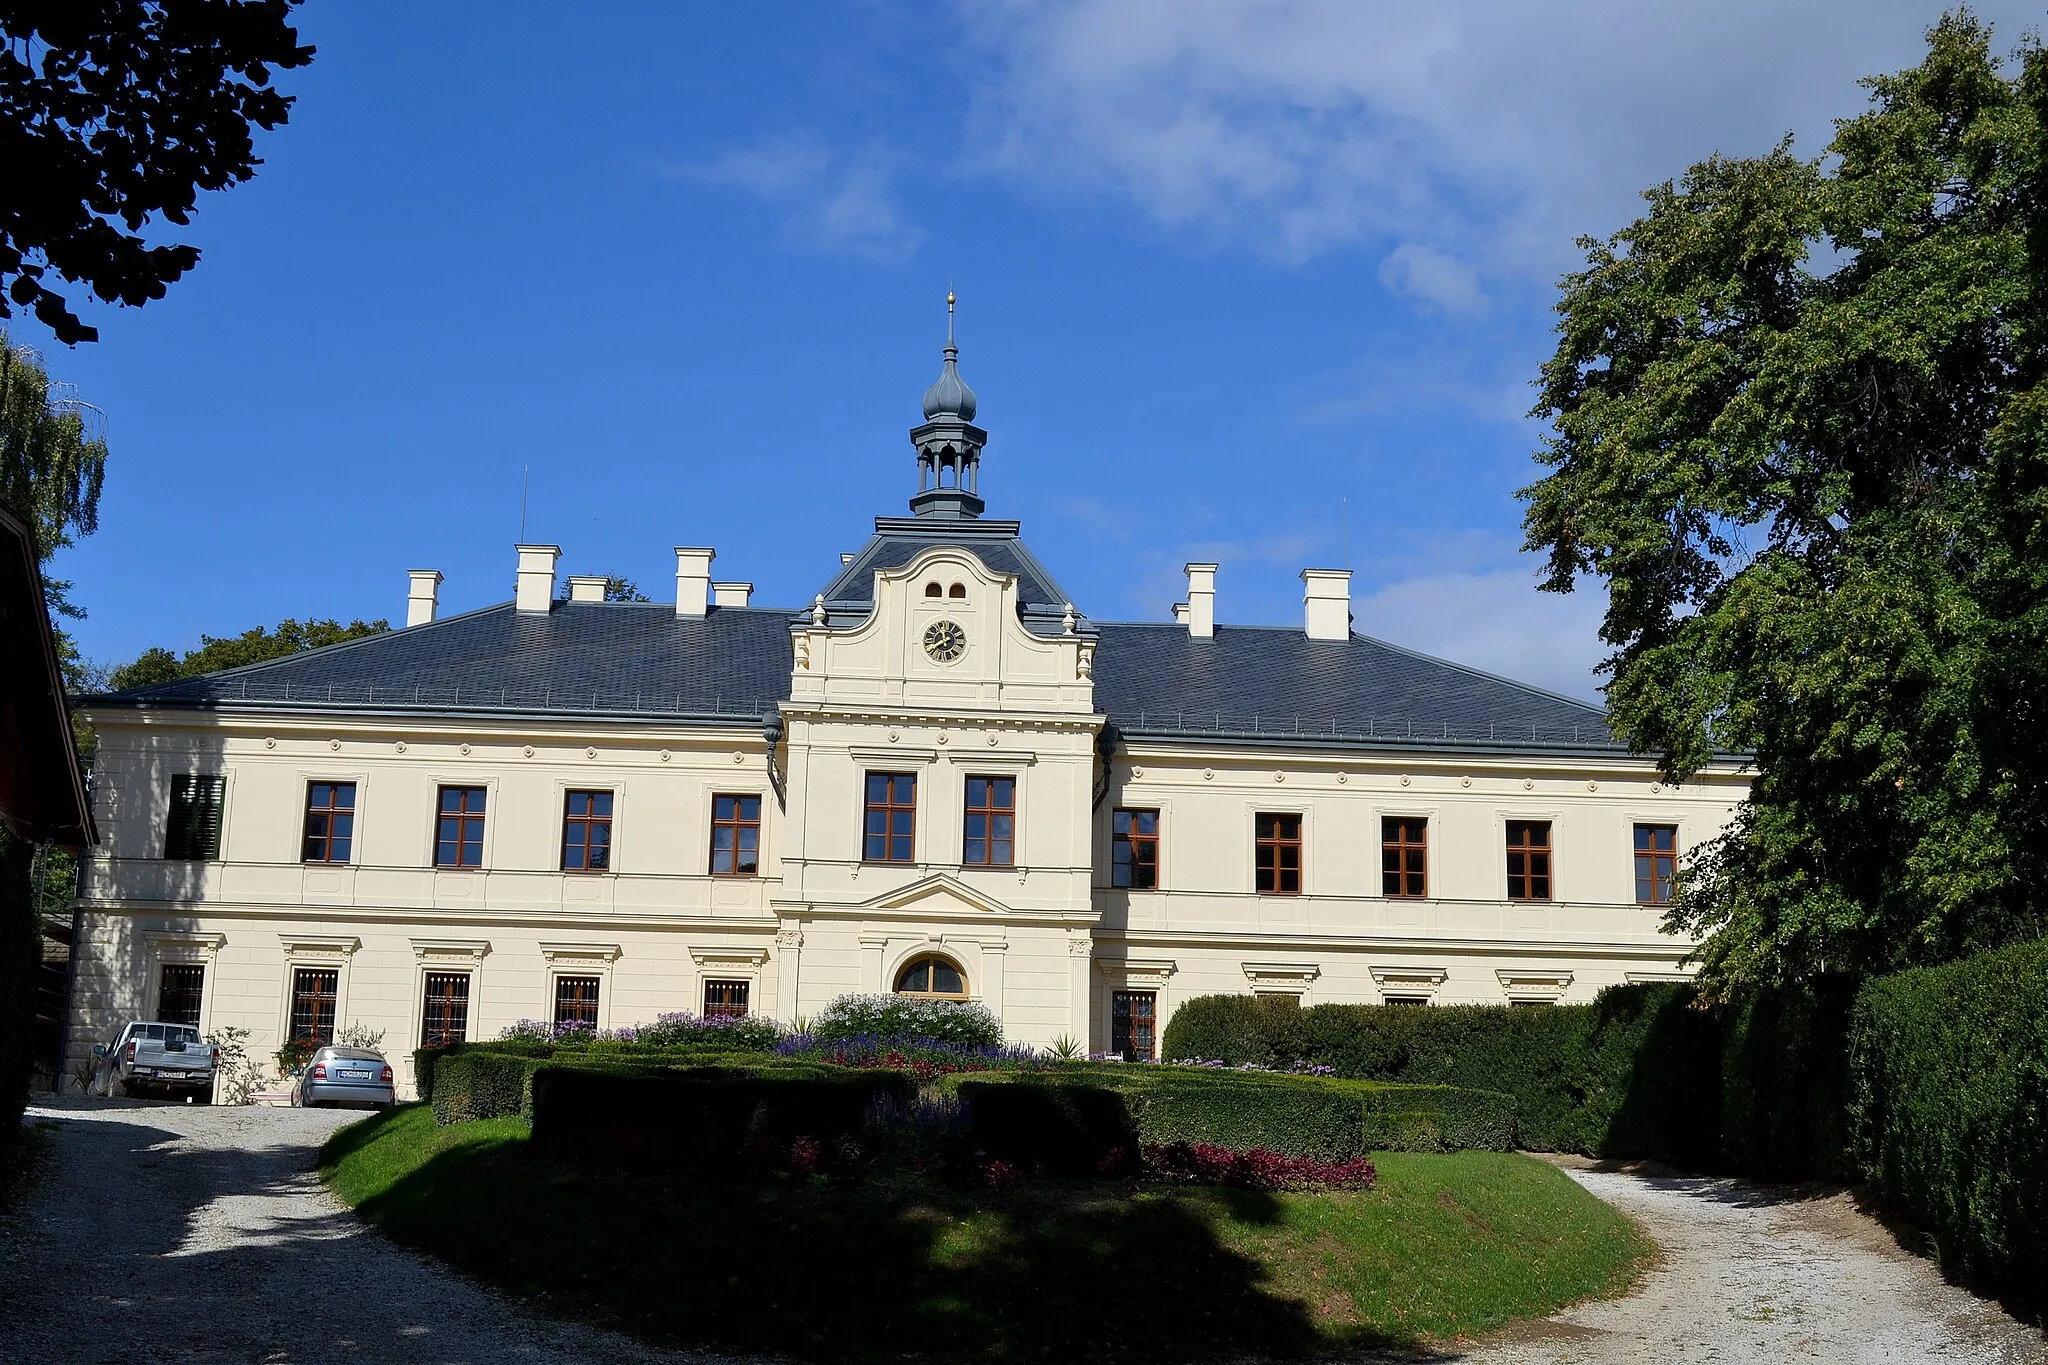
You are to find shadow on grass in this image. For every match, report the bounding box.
[343,1111,1407,1363]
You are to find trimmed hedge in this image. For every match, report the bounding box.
[1719,978,1856,1181]
[531,1064,914,1168]
[425,1045,818,1124]
[1162,984,1718,1161]
[430,1049,548,1124]
[1851,939,2048,1292]
[947,1065,1514,1172]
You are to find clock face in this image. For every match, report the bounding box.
[923,619,967,663]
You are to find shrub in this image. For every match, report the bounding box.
[530,1064,916,1170]
[1851,939,2048,1294]
[1163,984,1718,1161]
[810,994,1002,1048]
[775,1033,1045,1078]
[633,1011,781,1051]
[1338,1080,1516,1152]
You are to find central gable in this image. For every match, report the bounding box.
[789,545,1097,716]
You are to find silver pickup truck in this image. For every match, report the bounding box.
[94,1022,218,1099]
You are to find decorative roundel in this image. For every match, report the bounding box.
[923,618,967,663]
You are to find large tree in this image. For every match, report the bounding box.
[1521,11,2048,996]
[110,616,388,691]
[0,0,313,344]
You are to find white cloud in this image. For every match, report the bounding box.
[1351,566,1608,702]
[959,0,2040,279]
[673,135,926,261]
[1377,242,1484,311]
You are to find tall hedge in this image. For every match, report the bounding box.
[1719,977,1857,1181]
[1851,939,2048,1291]
[1162,984,1718,1161]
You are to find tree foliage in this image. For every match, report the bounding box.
[1521,12,2048,995]
[0,334,104,604]
[0,0,314,344]
[110,616,387,691]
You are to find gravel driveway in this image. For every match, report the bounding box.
[0,1100,2040,1364]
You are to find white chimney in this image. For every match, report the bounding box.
[840,553,856,566]
[566,575,609,604]
[1171,602,1189,625]
[713,581,753,607]
[675,547,715,617]
[1184,563,1217,639]
[514,545,559,613]
[406,570,442,627]
[1301,569,1352,641]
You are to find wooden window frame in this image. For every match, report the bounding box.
[434,785,487,869]
[289,967,339,1045]
[163,774,225,861]
[554,974,601,1029]
[863,772,917,864]
[560,789,614,873]
[157,963,205,1027]
[1110,807,1160,889]
[703,978,751,1018]
[708,793,762,877]
[1381,816,1427,898]
[1254,812,1303,895]
[1111,989,1158,1061]
[301,780,356,865]
[893,954,968,1000]
[1634,823,1678,906]
[420,971,471,1047]
[961,775,1016,868]
[1506,820,1553,902]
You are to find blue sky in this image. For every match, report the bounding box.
[13,0,2035,700]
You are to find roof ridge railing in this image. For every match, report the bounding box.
[145,675,776,718]
[1124,710,1614,747]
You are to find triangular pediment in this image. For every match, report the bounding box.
[858,873,1012,916]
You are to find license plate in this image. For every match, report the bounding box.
[337,1069,373,1081]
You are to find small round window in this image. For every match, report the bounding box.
[894,955,967,999]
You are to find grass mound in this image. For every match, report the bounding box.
[322,1106,1647,1361]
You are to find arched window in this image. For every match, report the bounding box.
[948,583,967,599]
[894,955,968,999]
[924,582,942,598]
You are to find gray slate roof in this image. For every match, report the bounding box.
[100,603,1617,755]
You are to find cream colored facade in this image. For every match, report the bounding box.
[65,337,1746,1097]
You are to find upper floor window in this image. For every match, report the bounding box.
[302,781,355,864]
[1634,824,1678,905]
[863,772,916,863]
[1382,816,1426,898]
[948,582,966,599]
[561,790,613,872]
[962,776,1015,867]
[1506,820,1552,901]
[1254,812,1302,895]
[924,582,942,597]
[710,794,762,876]
[435,786,487,868]
[163,774,224,861]
[1111,808,1159,889]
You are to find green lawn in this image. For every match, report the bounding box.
[322,1106,1648,1362]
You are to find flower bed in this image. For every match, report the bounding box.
[1140,1142,1377,1192]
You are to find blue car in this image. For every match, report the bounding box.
[292,1046,395,1109]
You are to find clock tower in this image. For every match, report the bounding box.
[769,304,1106,1040]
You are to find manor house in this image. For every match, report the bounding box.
[65,312,1744,1095]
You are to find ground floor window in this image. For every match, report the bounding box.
[1382,995,1430,1007]
[703,979,750,1018]
[554,975,600,1028]
[157,964,204,1026]
[1112,990,1157,1061]
[290,968,339,1044]
[421,971,471,1046]
[894,955,967,999]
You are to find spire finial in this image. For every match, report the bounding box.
[946,289,956,346]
